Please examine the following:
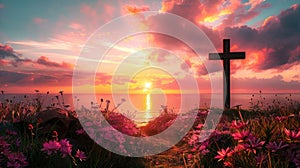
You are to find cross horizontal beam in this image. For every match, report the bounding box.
[209,52,246,60]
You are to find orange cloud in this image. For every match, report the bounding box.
[123,5,149,14]
[262,16,279,27]
[159,0,269,29]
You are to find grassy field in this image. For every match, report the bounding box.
[0,92,299,167]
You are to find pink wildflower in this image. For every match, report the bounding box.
[243,136,265,154]
[187,154,193,160]
[28,124,33,130]
[224,161,233,167]
[59,139,72,157]
[266,141,288,152]
[274,116,288,122]
[75,149,87,161]
[231,130,251,142]
[195,123,203,129]
[76,128,86,135]
[255,153,266,165]
[201,149,209,155]
[197,141,210,155]
[0,138,11,155]
[52,130,58,140]
[233,144,245,154]
[41,140,61,155]
[215,147,233,161]
[37,118,42,124]
[7,152,28,168]
[6,129,17,135]
[284,128,300,141]
[285,149,299,166]
[198,142,208,151]
[15,138,21,147]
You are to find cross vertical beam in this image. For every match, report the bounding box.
[209,39,245,109]
[223,39,230,109]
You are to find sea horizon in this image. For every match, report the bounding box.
[2,92,300,123]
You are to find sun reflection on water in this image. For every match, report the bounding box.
[145,93,152,122]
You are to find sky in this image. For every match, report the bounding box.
[0,0,300,94]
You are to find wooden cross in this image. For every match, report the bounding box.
[209,39,245,109]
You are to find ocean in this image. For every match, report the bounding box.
[2,93,300,122]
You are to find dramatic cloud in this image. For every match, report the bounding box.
[0,44,76,90]
[0,70,71,86]
[224,4,300,70]
[160,0,221,23]
[160,0,269,29]
[0,44,33,67]
[0,44,21,59]
[152,0,222,47]
[0,44,74,69]
[37,56,73,69]
[217,0,270,29]
[123,5,149,14]
[150,1,299,75]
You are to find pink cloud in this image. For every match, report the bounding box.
[1,44,13,52]
[0,59,10,66]
[103,4,115,19]
[37,56,73,69]
[0,4,4,8]
[159,0,268,29]
[1,44,75,70]
[80,4,97,18]
[68,22,85,31]
[33,17,47,24]
[0,43,22,60]
[95,72,112,85]
[160,0,207,23]
[76,2,117,32]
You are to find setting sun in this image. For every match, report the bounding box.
[143,82,152,92]
[145,82,152,89]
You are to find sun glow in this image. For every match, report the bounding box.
[145,82,152,89]
[143,82,152,92]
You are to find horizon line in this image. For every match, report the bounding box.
[2,92,300,95]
